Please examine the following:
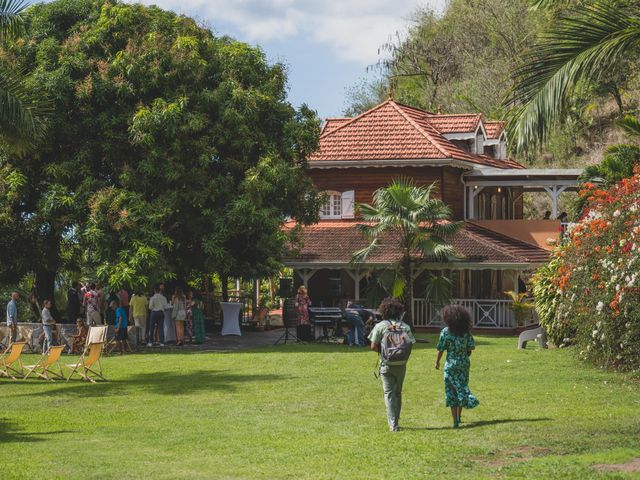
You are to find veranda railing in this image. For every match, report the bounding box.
[412,298,538,329]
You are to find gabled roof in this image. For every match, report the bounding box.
[484,121,505,140]
[321,118,350,135]
[424,113,483,134]
[311,100,522,170]
[283,220,549,266]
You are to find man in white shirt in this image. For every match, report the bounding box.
[147,286,167,347]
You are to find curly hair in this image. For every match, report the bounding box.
[378,297,405,321]
[441,304,472,336]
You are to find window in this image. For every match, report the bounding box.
[320,192,342,218]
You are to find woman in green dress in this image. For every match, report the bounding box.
[435,304,479,428]
[191,293,206,344]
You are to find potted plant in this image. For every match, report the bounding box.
[504,291,536,327]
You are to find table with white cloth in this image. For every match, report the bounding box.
[220,302,242,336]
[163,305,176,343]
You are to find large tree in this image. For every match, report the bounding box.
[0,0,320,303]
[353,178,460,326]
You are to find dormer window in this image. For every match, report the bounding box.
[319,190,355,219]
[320,191,342,218]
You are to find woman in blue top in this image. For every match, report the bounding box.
[435,304,479,428]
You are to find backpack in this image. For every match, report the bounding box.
[380,321,413,366]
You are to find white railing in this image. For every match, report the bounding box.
[412,298,538,329]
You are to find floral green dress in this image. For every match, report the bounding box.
[436,327,479,409]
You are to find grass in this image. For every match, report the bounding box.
[2,334,640,479]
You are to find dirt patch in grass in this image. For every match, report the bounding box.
[592,458,640,473]
[474,446,553,468]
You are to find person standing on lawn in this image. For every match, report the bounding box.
[191,293,206,344]
[368,297,415,432]
[129,290,148,345]
[435,304,479,428]
[83,283,101,326]
[66,282,80,324]
[6,291,19,343]
[148,285,167,347]
[114,300,128,354]
[41,299,57,353]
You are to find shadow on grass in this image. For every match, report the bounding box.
[404,417,551,431]
[0,419,72,443]
[14,370,288,399]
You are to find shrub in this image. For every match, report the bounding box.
[532,169,640,369]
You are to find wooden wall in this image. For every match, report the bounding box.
[441,167,466,220]
[309,166,450,213]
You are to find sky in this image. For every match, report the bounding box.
[124,0,447,119]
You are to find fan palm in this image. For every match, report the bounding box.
[352,178,460,325]
[507,1,640,152]
[0,0,45,151]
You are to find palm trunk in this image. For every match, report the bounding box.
[402,255,415,332]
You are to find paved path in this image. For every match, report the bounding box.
[142,328,286,353]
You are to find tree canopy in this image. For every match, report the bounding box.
[0,0,321,301]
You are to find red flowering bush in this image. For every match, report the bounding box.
[532,168,640,370]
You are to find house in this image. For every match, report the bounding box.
[283,100,581,329]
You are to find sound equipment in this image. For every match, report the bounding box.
[277,278,293,298]
[274,298,300,345]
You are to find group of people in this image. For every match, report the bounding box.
[5,282,207,354]
[368,298,479,431]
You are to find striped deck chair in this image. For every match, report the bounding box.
[65,342,106,383]
[0,342,26,379]
[23,345,65,381]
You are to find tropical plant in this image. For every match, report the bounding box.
[532,169,640,369]
[504,290,536,327]
[0,0,46,150]
[507,1,640,152]
[353,178,460,325]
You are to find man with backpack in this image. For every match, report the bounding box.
[368,297,416,432]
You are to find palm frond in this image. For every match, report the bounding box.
[506,1,640,151]
[351,239,379,264]
[617,114,640,139]
[0,62,47,151]
[0,0,28,40]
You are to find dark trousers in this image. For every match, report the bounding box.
[148,311,165,344]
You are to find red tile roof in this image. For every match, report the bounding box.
[484,121,505,139]
[424,114,482,134]
[283,220,549,265]
[321,118,350,135]
[311,100,521,170]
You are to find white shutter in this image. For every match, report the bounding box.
[341,190,355,219]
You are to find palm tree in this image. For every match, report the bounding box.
[352,178,460,325]
[0,0,44,150]
[506,1,640,152]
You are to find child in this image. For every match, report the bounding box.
[435,304,479,428]
[71,318,88,354]
[114,300,128,354]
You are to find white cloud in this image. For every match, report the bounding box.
[132,0,444,64]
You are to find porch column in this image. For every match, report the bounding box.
[468,186,485,220]
[295,268,318,287]
[345,269,366,301]
[543,185,568,219]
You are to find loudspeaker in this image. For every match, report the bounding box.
[278,278,293,298]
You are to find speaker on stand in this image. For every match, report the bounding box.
[274,278,299,345]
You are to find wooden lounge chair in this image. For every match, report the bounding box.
[65,342,106,383]
[0,341,26,379]
[23,345,66,381]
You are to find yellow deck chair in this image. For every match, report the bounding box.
[65,342,106,383]
[23,345,65,381]
[85,325,108,349]
[0,341,26,379]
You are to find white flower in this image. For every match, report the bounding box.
[613,210,621,217]
[601,333,606,341]
[596,301,604,313]
[592,329,599,338]
[620,239,627,247]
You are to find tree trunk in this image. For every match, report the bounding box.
[611,85,624,116]
[402,256,415,332]
[221,275,229,302]
[35,268,62,322]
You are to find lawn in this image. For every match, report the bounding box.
[2,334,640,479]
